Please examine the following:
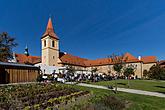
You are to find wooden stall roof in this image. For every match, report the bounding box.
[0,62,39,69]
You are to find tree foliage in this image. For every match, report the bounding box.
[123,64,136,77]
[109,53,128,93]
[143,69,148,79]
[91,67,98,74]
[109,53,127,75]
[123,64,137,88]
[147,64,165,80]
[66,65,76,76]
[0,32,17,62]
[113,64,123,73]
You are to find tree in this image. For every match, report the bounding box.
[148,64,165,80]
[123,64,137,88]
[110,53,127,93]
[66,65,76,82]
[113,64,123,76]
[0,32,17,62]
[67,65,76,75]
[110,53,127,76]
[91,67,98,82]
[91,67,98,74]
[143,69,149,79]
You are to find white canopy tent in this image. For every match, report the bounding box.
[35,63,66,74]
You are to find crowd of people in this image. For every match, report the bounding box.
[39,72,116,83]
[38,70,137,83]
[64,72,114,82]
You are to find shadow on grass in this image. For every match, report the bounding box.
[155,86,165,88]
[154,86,165,94]
[117,83,126,85]
[155,91,165,94]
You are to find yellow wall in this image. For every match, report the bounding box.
[63,62,156,78]
[41,36,59,66]
[143,63,156,71]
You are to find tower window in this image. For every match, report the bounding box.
[52,40,55,47]
[53,56,55,59]
[44,40,46,47]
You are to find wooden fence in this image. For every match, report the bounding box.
[0,62,39,84]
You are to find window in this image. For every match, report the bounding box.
[52,40,55,47]
[44,40,46,47]
[53,56,55,59]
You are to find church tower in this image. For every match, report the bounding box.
[41,17,59,66]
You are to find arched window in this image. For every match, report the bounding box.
[52,40,55,47]
[44,40,46,47]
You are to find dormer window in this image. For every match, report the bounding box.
[44,40,46,47]
[52,40,55,47]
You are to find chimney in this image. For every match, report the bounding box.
[138,56,141,60]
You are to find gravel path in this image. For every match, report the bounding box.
[69,83,165,98]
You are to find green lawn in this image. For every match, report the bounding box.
[90,80,165,93]
[70,84,165,110]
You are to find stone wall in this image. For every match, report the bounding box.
[143,63,156,71]
[66,62,156,78]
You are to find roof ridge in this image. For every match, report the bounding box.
[15,53,40,57]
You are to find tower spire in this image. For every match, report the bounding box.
[46,17,54,30]
[42,17,59,40]
[24,44,29,56]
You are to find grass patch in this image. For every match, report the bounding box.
[68,84,165,110]
[90,80,165,93]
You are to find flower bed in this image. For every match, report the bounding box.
[0,83,89,109]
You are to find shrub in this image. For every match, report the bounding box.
[101,96,125,110]
[148,64,165,80]
[36,74,43,82]
[83,96,126,110]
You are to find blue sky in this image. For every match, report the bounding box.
[0,0,165,60]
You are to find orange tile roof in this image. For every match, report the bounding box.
[59,52,156,66]
[42,17,59,40]
[59,52,88,66]
[84,58,110,66]
[83,53,140,66]
[15,52,157,66]
[15,54,41,64]
[141,56,157,63]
